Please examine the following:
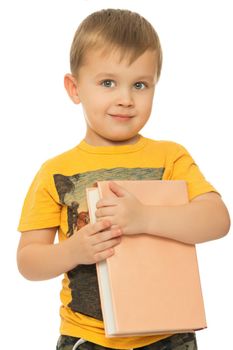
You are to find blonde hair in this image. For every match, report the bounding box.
[70,9,163,80]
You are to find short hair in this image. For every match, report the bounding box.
[70,9,163,80]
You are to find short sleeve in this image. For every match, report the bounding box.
[17,163,61,232]
[169,143,220,200]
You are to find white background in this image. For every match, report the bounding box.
[0,0,232,349]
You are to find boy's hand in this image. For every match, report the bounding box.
[70,220,122,265]
[95,182,147,235]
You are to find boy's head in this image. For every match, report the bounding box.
[70,8,162,80]
[65,9,163,146]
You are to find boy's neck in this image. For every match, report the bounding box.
[84,134,141,147]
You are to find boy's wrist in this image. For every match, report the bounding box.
[60,235,80,270]
[140,204,153,235]
[142,205,159,236]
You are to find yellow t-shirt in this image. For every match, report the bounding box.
[18,135,219,349]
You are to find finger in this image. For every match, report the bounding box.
[95,207,115,218]
[108,181,129,198]
[87,220,112,236]
[92,227,122,245]
[94,248,115,263]
[96,198,117,208]
[94,236,122,254]
[96,216,117,225]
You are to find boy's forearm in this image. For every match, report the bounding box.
[144,199,230,244]
[17,238,78,281]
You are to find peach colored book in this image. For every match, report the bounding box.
[86,180,207,337]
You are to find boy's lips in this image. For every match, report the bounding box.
[109,114,134,119]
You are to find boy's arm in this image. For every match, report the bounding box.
[144,192,230,244]
[17,221,122,281]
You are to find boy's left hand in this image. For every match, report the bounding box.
[95,181,147,235]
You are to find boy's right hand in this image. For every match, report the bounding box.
[68,220,122,265]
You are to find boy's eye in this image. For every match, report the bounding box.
[101,80,115,88]
[134,82,147,90]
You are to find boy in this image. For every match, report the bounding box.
[17,8,230,350]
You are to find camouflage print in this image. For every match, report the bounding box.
[56,336,114,350]
[56,333,197,350]
[138,333,198,350]
[56,335,79,350]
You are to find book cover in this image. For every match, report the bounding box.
[86,180,207,337]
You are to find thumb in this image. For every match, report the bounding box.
[108,181,128,198]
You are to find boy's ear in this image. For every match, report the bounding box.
[64,74,81,104]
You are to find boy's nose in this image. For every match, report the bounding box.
[116,88,134,107]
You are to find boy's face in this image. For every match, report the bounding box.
[65,49,158,146]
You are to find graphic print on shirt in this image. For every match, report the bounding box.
[54,167,164,320]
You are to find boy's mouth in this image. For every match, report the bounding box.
[109,114,134,120]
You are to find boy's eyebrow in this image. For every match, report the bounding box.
[94,73,116,79]
[94,73,155,82]
[135,75,156,83]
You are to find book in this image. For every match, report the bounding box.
[86,180,207,337]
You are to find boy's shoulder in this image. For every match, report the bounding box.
[39,144,80,174]
[145,137,192,164]
[146,137,187,153]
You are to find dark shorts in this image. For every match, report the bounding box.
[56,333,197,350]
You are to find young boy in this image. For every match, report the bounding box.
[17,8,230,350]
